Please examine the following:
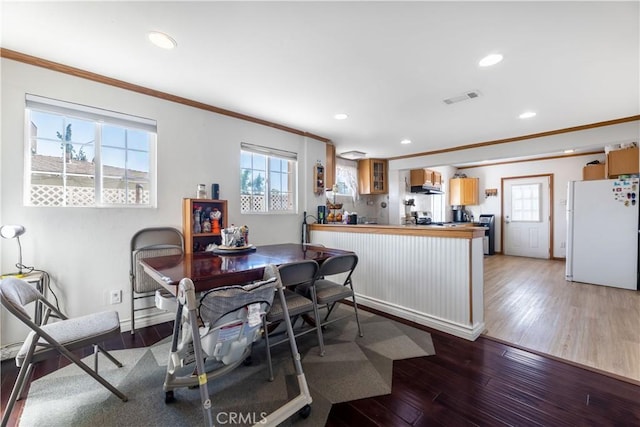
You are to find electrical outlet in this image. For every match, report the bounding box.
[109,290,122,304]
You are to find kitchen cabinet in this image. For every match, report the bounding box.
[410,169,442,187]
[358,158,388,194]
[449,178,479,206]
[325,143,336,189]
[183,198,228,253]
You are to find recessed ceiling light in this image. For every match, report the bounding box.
[148,31,177,49]
[479,53,503,67]
[564,149,575,154]
[519,111,537,119]
[401,139,412,145]
[334,113,348,120]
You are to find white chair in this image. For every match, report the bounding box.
[0,277,127,427]
[130,227,183,334]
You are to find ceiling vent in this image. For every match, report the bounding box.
[443,90,482,105]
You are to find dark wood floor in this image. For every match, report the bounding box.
[2,316,639,426]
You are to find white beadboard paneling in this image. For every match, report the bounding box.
[312,229,485,340]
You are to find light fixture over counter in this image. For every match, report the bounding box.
[339,150,366,160]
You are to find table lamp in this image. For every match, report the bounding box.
[0,224,26,277]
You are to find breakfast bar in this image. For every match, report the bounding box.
[309,224,485,340]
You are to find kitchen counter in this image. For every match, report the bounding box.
[309,223,485,239]
[309,222,485,341]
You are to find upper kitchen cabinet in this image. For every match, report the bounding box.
[410,169,442,187]
[358,158,388,194]
[325,144,336,189]
[449,177,479,206]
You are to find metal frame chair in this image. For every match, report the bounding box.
[297,253,363,338]
[0,277,127,427]
[262,261,324,381]
[130,227,184,334]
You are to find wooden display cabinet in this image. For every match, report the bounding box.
[358,158,388,194]
[449,178,479,206]
[313,162,325,194]
[183,198,228,253]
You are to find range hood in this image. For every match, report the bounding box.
[410,185,444,195]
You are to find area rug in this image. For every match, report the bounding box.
[19,307,435,426]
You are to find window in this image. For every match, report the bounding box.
[332,157,358,200]
[511,183,541,221]
[25,95,157,207]
[240,142,297,213]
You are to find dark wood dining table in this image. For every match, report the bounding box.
[140,243,353,295]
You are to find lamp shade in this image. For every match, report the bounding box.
[0,225,26,239]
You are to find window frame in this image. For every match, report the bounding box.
[24,94,157,208]
[240,142,298,214]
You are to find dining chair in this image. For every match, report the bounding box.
[297,253,363,338]
[262,260,324,381]
[130,227,184,334]
[0,277,127,427]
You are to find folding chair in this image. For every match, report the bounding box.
[0,277,127,427]
[130,227,184,334]
[297,253,363,338]
[262,260,324,382]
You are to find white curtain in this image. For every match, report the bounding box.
[335,157,359,202]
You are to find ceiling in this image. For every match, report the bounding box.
[1,1,639,161]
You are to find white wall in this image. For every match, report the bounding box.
[388,119,639,256]
[387,154,607,256]
[460,153,606,257]
[0,59,326,345]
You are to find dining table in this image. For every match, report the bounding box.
[139,242,353,295]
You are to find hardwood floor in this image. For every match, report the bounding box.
[326,323,640,426]
[2,258,639,425]
[483,255,640,384]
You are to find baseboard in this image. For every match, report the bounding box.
[356,294,484,341]
[121,311,176,333]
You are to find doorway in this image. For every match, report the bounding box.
[501,174,553,259]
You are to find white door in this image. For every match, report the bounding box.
[503,175,551,259]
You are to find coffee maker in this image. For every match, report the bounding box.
[452,206,470,222]
[317,205,327,224]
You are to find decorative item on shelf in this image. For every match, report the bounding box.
[211,208,222,234]
[485,189,498,198]
[211,183,220,200]
[197,184,207,199]
[193,208,202,233]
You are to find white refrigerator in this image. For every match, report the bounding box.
[566,178,639,290]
